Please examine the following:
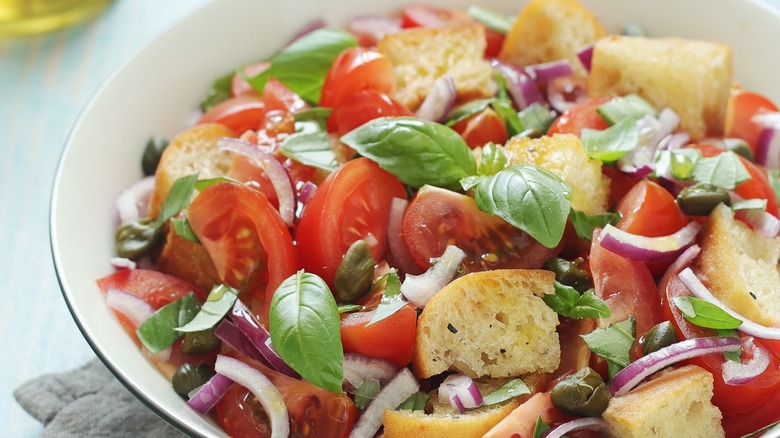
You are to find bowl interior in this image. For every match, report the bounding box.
[51,0,780,436]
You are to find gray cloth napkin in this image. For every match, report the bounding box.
[14,359,184,437]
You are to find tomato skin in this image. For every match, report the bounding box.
[722,388,780,438]
[296,158,407,287]
[231,62,270,97]
[330,90,412,136]
[547,96,611,136]
[400,4,470,28]
[402,185,563,272]
[601,166,643,210]
[723,88,778,151]
[340,306,417,367]
[319,47,396,110]
[616,179,688,237]
[187,183,297,323]
[198,95,266,134]
[452,107,508,149]
[96,269,207,308]
[484,27,505,58]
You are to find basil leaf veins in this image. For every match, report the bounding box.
[672,296,742,330]
[691,150,751,190]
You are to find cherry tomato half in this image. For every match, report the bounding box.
[616,179,688,238]
[198,95,265,134]
[723,88,778,152]
[231,62,270,98]
[548,96,611,136]
[451,107,508,149]
[330,90,412,136]
[340,305,417,367]
[319,47,396,110]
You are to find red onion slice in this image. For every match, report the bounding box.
[755,128,780,169]
[230,300,300,378]
[722,337,771,385]
[105,287,155,328]
[347,368,419,438]
[347,15,401,47]
[597,221,701,263]
[400,245,466,307]
[576,45,594,72]
[214,319,269,365]
[609,336,741,396]
[438,374,483,412]
[116,176,155,225]
[386,198,422,276]
[526,59,574,82]
[491,60,544,110]
[297,181,317,205]
[678,268,780,340]
[185,373,234,413]
[415,76,457,122]
[110,257,137,270]
[218,137,296,227]
[545,417,609,438]
[735,208,780,238]
[658,244,701,291]
[214,355,290,438]
[343,353,398,390]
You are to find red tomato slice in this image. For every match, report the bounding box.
[187,183,297,324]
[402,185,563,272]
[601,166,643,210]
[198,95,266,134]
[330,90,412,136]
[484,27,505,58]
[295,158,407,287]
[262,77,306,115]
[547,96,611,136]
[227,154,280,208]
[723,88,778,151]
[400,4,470,28]
[231,62,270,98]
[451,107,508,149]
[722,388,780,438]
[484,392,570,438]
[216,355,358,438]
[319,47,396,110]
[616,179,688,237]
[96,269,206,308]
[340,305,417,367]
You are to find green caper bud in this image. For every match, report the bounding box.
[642,321,679,356]
[142,135,170,176]
[115,218,161,259]
[551,367,611,417]
[181,328,221,355]
[717,138,754,162]
[334,240,375,303]
[544,257,592,293]
[172,363,215,397]
[676,183,731,216]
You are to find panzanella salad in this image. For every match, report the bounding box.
[98,0,780,436]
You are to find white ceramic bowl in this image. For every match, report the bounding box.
[51,0,780,436]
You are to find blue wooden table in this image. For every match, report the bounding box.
[2,0,779,436]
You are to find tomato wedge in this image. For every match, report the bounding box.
[187,183,297,323]
[616,179,688,237]
[96,269,207,308]
[400,4,471,28]
[451,107,508,149]
[296,158,407,287]
[319,47,396,110]
[231,62,270,97]
[330,90,412,136]
[547,96,611,136]
[340,306,417,367]
[723,88,778,151]
[198,95,266,134]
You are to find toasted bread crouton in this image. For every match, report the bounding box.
[149,123,236,218]
[503,134,609,215]
[499,0,606,75]
[603,365,724,438]
[413,269,560,379]
[588,36,732,140]
[377,24,496,111]
[155,229,220,293]
[696,203,780,326]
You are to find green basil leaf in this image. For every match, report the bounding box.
[672,296,742,329]
[269,271,344,393]
[176,285,239,333]
[716,138,754,162]
[717,329,743,363]
[368,270,407,326]
[653,149,701,180]
[467,5,513,34]
[444,98,495,126]
[194,176,239,192]
[170,217,201,244]
[279,130,339,171]
[691,151,751,190]
[543,281,581,313]
[479,142,508,176]
[337,303,364,314]
[397,390,430,411]
[581,317,636,379]
[354,378,380,410]
[596,94,658,125]
[731,198,767,211]
[154,173,199,228]
[517,103,555,137]
[199,71,233,112]
[570,209,620,241]
[569,291,612,319]
[491,73,524,136]
[295,107,333,130]
[248,29,357,103]
[460,175,485,191]
[543,282,611,319]
[581,117,639,162]
[767,169,780,207]
[482,379,531,406]
[341,117,478,190]
[473,164,571,248]
[532,416,551,438]
[136,293,200,354]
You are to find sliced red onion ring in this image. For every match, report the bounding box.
[105,287,154,328]
[437,374,483,413]
[415,76,457,122]
[185,373,234,413]
[347,368,419,438]
[735,208,780,238]
[218,137,296,227]
[386,198,422,276]
[723,337,771,385]
[526,59,574,82]
[576,45,594,72]
[755,128,780,169]
[597,221,701,263]
[491,60,544,110]
[110,257,136,270]
[678,268,780,340]
[343,353,398,390]
[214,319,269,365]
[400,245,466,307]
[658,244,701,290]
[116,176,155,225]
[545,417,609,438]
[347,15,401,47]
[609,336,740,396]
[297,181,317,205]
[230,300,300,378]
[214,355,290,438]
[287,18,327,44]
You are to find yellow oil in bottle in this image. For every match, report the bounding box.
[0,0,112,36]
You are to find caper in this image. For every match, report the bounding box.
[333,240,375,303]
[171,363,215,397]
[717,138,754,162]
[676,183,731,216]
[642,321,679,356]
[141,135,170,176]
[550,367,611,417]
[181,328,221,355]
[115,218,161,259]
[544,257,591,293]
